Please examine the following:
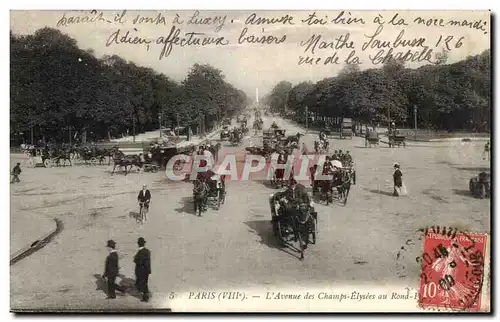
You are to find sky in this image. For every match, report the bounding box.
[10,10,490,98]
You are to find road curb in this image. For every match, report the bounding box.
[10,218,63,265]
[406,137,490,142]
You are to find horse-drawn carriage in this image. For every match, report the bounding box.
[388,131,406,148]
[240,122,249,135]
[238,116,248,127]
[220,125,231,140]
[193,174,226,216]
[310,160,352,205]
[270,196,318,260]
[365,130,380,148]
[253,118,263,134]
[274,128,286,139]
[469,172,491,199]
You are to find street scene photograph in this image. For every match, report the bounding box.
[9,9,491,312]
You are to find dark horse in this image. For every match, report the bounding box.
[111,152,143,175]
[274,202,316,260]
[54,148,72,167]
[193,179,209,216]
[284,132,304,145]
[207,143,221,162]
[336,170,352,205]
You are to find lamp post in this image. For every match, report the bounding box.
[305,105,309,133]
[132,116,136,143]
[414,105,418,139]
[158,114,162,139]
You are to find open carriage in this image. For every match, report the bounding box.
[193,174,227,216]
[220,125,231,140]
[270,197,318,260]
[388,131,406,148]
[365,130,380,148]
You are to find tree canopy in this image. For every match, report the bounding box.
[10,28,249,143]
[264,51,491,132]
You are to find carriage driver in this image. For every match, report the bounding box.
[270,178,313,216]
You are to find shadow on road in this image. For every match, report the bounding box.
[364,188,394,197]
[259,179,282,190]
[93,274,143,300]
[129,211,142,223]
[244,220,302,260]
[455,166,490,172]
[452,189,475,198]
[174,196,197,216]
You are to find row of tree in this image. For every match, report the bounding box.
[10,28,249,144]
[264,50,490,132]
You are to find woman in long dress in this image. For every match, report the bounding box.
[393,163,404,197]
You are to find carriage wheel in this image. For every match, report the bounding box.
[469,179,475,193]
[276,221,287,246]
[272,220,279,237]
[44,159,53,168]
[297,232,305,260]
[221,187,226,204]
[215,190,221,210]
[479,184,486,199]
[310,217,317,244]
[90,157,98,166]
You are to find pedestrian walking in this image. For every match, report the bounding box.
[11,163,21,183]
[102,240,125,299]
[134,237,151,302]
[483,141,490,160]
[393,163,407,197]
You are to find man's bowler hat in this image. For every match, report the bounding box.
[138,237,146,246]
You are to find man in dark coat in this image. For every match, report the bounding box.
[134,237,151,302]
[102,240,125,299]
[137,184,151,211]
[11,163,21,183]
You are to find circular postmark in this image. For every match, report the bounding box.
[416,226,488,312]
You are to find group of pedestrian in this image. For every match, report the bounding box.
[103,237,151,302]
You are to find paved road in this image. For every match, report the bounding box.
[10,114,490,311]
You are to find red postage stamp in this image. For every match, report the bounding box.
[418,227,489,311]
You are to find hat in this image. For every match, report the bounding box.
[394,163,400,168]
[138,237,146,246]
[106,240,116,248]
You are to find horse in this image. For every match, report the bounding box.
[53,148,72,167]
[272,154,288,188]
[193,179,209,216]
[337,170,352,205]
[278,202,315,260]
[230,131,242,146]
[285,133,303,145]
[208,143,221,161]
[321,139,329,152]
[111,151,142,175]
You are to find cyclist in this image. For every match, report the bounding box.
[137,184,151,222]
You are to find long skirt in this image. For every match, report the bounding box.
[393,183,407,197]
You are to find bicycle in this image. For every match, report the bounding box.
[138,201,149,224]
